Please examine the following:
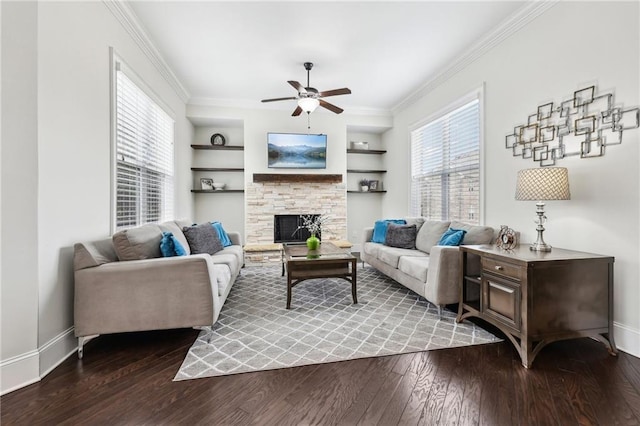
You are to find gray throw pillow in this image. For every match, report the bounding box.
[182,223,223,255]
[385,223,417,249]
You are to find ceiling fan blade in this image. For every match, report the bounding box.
[261,96,298,103]
[319,99,343,114]
[292,106,303,116]
[288,81,307,94]
[319,88,351,98]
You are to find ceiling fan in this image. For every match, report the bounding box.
[261,62,351,116]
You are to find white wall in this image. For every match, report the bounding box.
[1,1,193,394]
[384,1,640,355]
[1,1,41,394]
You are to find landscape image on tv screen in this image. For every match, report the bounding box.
[267,133,327,169]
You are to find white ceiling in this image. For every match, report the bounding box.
[128,1,527,114]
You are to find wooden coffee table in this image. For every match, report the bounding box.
[282,242,357,309]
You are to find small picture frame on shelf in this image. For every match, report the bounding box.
[368,180,379,191]
[200,178,214,190]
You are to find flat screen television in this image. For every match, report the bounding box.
[267,132,327,169]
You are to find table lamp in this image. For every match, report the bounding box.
[515,167,571,252]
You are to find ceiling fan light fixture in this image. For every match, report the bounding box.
[298,97,319,113]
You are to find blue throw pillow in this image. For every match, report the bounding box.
[372,219,407,244]
[160,231,187,257]
[211,221,232,247]
[437,228,467,246]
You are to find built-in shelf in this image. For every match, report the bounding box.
[347,149,387,155]
[191,189,245,193]
[347,190,387,193]
[190,167,244,172]
[346,169,387,173]
[253,174,343,183]
[190,144,244,151]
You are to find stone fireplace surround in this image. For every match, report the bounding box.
[245,175,347,245]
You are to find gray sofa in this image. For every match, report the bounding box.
[361,219,494,316]
[73,219,243,358]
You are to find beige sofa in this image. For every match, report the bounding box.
[361,219,494,316]
[73,220,243,358]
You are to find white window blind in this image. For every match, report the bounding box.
[410,98,480,224]
[115,68,174,230]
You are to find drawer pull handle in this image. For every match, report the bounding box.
[489,282,514,294]
[494,265,504,271]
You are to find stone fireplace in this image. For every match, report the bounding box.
[245,174,347,245]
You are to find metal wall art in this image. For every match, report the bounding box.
[506,85,639,166]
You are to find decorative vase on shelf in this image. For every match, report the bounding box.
[360,185,369,192]
[306,235,320,250]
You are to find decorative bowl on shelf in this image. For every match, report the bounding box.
[351,141,369,150]
[212,182,226,191]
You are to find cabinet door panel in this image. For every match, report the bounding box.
[482,274,521,331]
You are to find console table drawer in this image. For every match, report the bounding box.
[482,257,522,281]
[483,274,521,331]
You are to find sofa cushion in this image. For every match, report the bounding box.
[450,221,495,245]
[74,239,118,270]
[159,221,191,255]
[372,219,406,243]
[212,264,232,297]
[385,223,417,249]
[378,245,428,269]
[398,256,430,283]
[219,245,244,271]
[210,253,239,276]
[437,228,467,246]
[183,224,223,255]
[404,217,426,232]
[112,224,163,261]
[363,242,384,258]
[415,221,450,254]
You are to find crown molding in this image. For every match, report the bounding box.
[103,0,190,103]
[392,0,559,114]
[189,97,392,117]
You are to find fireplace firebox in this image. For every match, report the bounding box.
[274,214,321,244]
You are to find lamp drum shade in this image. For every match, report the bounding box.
[515,167,571,201]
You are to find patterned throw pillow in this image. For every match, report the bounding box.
[385,223,417,249]
[182,223,223,255]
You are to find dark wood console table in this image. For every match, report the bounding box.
[457,245,617,368]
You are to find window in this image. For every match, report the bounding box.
[410,94,481,224]
[113,60,174,230]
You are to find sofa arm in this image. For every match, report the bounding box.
[424,246,461,306]
[362,227,374,246]
[228,231,242,246]
[74,254,220,337]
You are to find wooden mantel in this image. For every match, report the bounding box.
[252,173,343,183]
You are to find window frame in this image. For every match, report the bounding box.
[110,49,177,233]
[407,85,485,224]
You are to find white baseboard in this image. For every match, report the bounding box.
[39,327,77,377]
[1,327,77,396]
[0,350,40,396]
[614,322,640,358]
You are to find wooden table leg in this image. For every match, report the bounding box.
[286,275,292,309]
[351,259,358,304]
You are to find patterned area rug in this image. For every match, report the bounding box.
[175,265,500,381]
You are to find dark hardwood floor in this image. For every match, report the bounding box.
[2,327,639,425]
